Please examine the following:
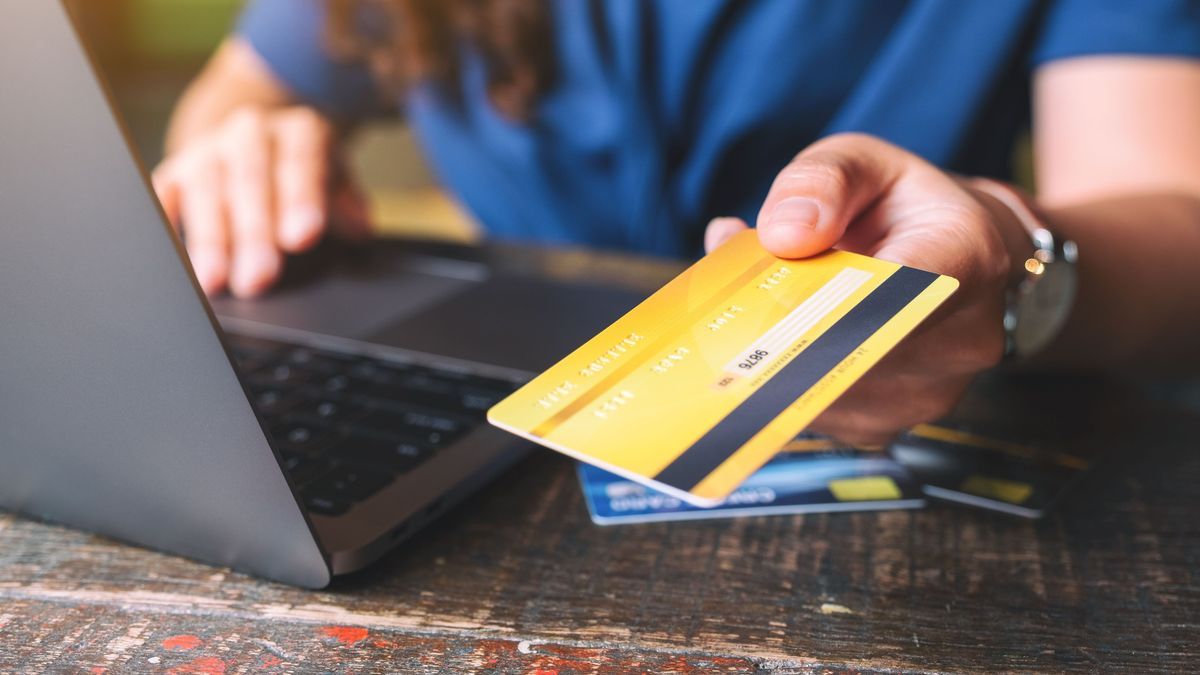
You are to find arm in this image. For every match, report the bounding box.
[1032,57,1200,371]
[154,38,368,298]
[164,38,295,153]
[704,57,1200,445]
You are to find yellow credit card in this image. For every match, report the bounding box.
[488,230,958,506]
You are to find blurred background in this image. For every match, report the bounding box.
[70,0,478,241]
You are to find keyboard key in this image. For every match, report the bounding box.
[287,348,356,373]
[365,387,461,414]
[397,370,458,396]
[340,370,462,409]
[252,363,313,388]
[332,434,435,473]
[354,359,414,380]
[271,421,331,451]
[303,494,351,517]
[355,409,468,447]
[288,399,365,426]
[320,374,352,394]
[306,466,395,503]
[400,410,465,435]
[278,450,330,485]
[458,386,510,413]
[248,387,296,416]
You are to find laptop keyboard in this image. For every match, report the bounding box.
[227,334,519,517]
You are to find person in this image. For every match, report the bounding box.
[153,0,1200,446]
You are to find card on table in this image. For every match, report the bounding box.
[578,433,924,525]
[890,422,1090,518]
[488,229,958,506]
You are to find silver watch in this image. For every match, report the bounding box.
[971,179,1079,361]
[1004,226,1078,359]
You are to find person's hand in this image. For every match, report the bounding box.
[152,105,371,298]
[705,133,1031,446]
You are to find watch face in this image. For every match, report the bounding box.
[1014,263,1077,355]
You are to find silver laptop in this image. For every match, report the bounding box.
[0,0,660,587]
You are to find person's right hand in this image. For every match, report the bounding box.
[152,105,371,298]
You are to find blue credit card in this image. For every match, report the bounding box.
[578,436,924,525]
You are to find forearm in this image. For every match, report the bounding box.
[1030,192,1200,373]
[165,38,298,154]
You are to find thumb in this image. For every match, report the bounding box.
[756,133,907,259]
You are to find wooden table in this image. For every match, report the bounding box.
[2,373,1198,673]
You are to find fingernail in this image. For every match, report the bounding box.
[766,197,820,232]
[231,246,280,297]
[190,250,227,295]
[707,216,743,233]
[704,217,743,252]
[280,206,323,249]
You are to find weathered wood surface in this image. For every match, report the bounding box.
[2,377,1198,673]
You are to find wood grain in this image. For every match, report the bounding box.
[2,377,1198,673]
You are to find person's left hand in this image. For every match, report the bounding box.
[705,133,1030,446]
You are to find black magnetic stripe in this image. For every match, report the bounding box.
[652,266,938,492]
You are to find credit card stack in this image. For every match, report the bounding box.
[578,433,924,525]
[575,423,1088,524]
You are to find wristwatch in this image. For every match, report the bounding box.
[979,183,1078,360]
[1004,226,1078,359]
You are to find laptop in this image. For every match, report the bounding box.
[0,1,670,587]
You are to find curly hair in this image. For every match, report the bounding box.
[325,0,556,120]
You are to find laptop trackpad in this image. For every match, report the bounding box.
[213,266,475,340]
[370,276,646,373]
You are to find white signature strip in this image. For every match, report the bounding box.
[722,267,874,379]
[743,268,868,357]
[753,272,862,355]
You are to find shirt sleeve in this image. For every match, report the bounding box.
[237,0,395,122]
[1032,0,1200,66]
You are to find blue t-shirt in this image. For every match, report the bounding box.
[240,0,1200,258]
